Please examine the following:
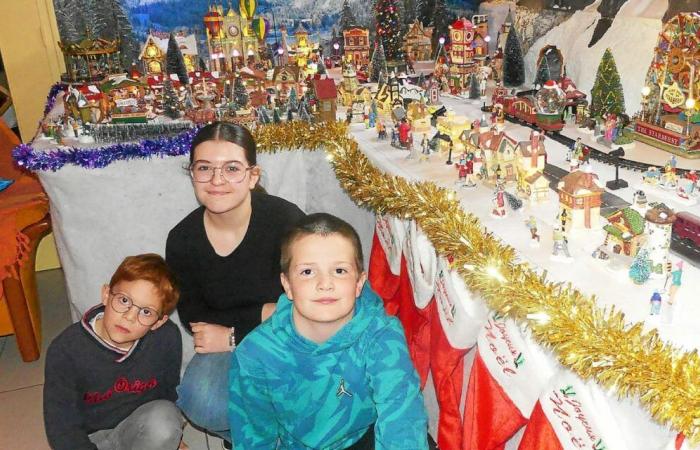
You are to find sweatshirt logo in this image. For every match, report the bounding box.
[336,378,352,398]
[84,377,158,404]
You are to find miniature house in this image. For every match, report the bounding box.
[312,78,338,123]
[343,27,370,67]
[403,19,433,61]
[557,165,604,229]
[603,207,646,256]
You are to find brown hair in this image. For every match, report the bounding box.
[109,254,179,315]
[189,121,256,166]
[280,213,364,275]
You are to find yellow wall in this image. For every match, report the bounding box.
[0,0,64,142]
[0,0,63,270]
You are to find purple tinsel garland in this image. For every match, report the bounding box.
[13,127,200,172]
[43,83,66,116]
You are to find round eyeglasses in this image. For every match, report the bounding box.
[109,292,161,327]
[189,161,255,184]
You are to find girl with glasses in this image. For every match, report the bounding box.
[166,122,305,446]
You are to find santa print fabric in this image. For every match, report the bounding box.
[367,214,406,315]
[396,222,437,388]
[463,315,554,450]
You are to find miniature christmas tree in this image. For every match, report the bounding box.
[430,0,451,53]
[629,248,651,284]
[258,107,271,124]
[503,26,525,87]
[340,0,357,30]
[233,77,249,109]
[82,0,107,38]
[504,191,523,210]
[534,56,552,88]
[162,79,181,119]
[54,0,82,42]
[288,88,299,111]
[591,48,626,117]
[167,33,189,85]
[273,108,282,124]
[316,60,327,75]
[370,42,387,83]
[375,0,404,63]
[287,107,294,121]
[469,74,480,99]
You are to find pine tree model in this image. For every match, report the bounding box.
[162,79,181,119]
[370,42,387,83]
[167,33,190,85]
[430,0,450,55]
[503,26,525,87]
[629,248,651,284]
[534,56,551,88]
[340,0,357,31]
[469,74,480,99]
[591,48,626,117]
[288,88,299,111]
[233,77,249,109]
[375,0,404,63]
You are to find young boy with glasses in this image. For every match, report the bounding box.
[229,213,428,449]
[43,254,185,450]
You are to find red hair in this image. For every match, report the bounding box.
[109,254,179,315]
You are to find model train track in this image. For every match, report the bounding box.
[503,113,691,177]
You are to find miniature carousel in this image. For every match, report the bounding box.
[634,13,700,157]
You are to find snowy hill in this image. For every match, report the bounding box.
[523,0,670,116]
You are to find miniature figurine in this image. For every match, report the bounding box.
[406,132,419,159]
[667,261,683,304]
[456,152,476,187]
[526,216,540,243]
[649,290,662,315]
[479,74,487,97]
[491,183,507,217]
[398,119,411,148]
[377,121,387,140]
[552,225,571,258]
[391,124,399,147]
[557,209,569,230]
[346,106,353,124]
[369,109,376,128]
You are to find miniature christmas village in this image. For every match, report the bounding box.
[38,1,700,324]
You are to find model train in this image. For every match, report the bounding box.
[674,211,700,248]
[491,87,565,132]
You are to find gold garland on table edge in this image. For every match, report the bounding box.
[253,120,700,442]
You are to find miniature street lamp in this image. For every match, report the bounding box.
[606,147,628,190]
[640,85,651,122]
[685,97,696,136]
[277,47,284,55]
[435,37,446,65]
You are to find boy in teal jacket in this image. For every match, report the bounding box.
[229,213,428,449]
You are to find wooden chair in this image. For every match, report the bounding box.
[0,119,51,362]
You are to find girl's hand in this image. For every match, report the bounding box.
[190,322,233,353]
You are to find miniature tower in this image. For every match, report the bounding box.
[279,24,289,66]
[643,203,676,276]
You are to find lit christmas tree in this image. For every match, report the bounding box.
[167,33,189,85]
[370,42,387,83]
[375,0,404,63]
[162,79,181,119]
[503,26,525,87]
[591,48,626,117]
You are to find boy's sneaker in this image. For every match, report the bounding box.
[222,441,232,449]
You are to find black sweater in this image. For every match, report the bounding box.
[43,305,182,450]
[166,191,305,342]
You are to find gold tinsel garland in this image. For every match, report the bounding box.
[253,121,700,442]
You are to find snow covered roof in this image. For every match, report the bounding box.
[140,32,198,59]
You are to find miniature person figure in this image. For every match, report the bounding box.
[479,74,487,97]
[492,183,506,217]
[558,208,569,230]
[71,119,80,138]
[526,216,540,242]
[650,290,662,315]
[552,226,571,258]
[391,124,399,147]
[369,109,376,128]
[569,138,583,162]
[667,261,683,304]
[406,132,419,159]
[398,119,411,148]
[456,153,476,187]
[346,107,353,124]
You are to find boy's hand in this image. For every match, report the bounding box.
[190,322,233,353]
